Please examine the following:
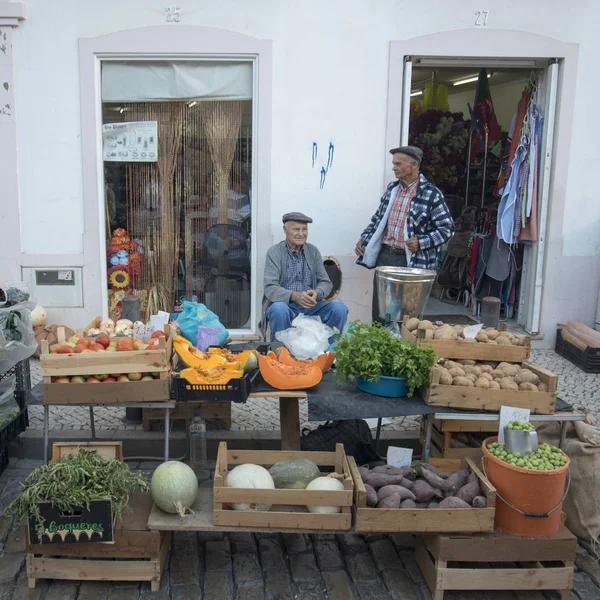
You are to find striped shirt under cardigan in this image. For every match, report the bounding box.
[357,173,455,270]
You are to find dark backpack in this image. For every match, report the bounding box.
[437,230,471,290]
[300,420,381,465]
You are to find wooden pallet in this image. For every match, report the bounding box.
[348,456,496,533]
[26,493,170,591]
[213,442,353,530]
[416,525,576,599]
[423,360,558,413]
[402,319,531,361]
[142,400,232,431]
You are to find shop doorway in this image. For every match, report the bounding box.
[402,57,558,333]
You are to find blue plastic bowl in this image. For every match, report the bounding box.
[356,375,409,398]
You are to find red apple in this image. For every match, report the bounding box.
[127,372,142,381]
[73,345,86,354]
[141,375,154,381]
[95,374,108,381]
[58,346,75,354]
[55,377,71,383]
[96,335,110,349]
[89,343,105,352]
[103,377,117,382]
[70,376,86,383]
[86,377,101,383]
[151,330,165,339]
[81,349,94,353]
[117,375,129,382]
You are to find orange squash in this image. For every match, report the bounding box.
[180,365,243,385]
[321,351,336,373]
[277,347,329,373]
[258,354,322,390]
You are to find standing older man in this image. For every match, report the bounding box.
[262,212,348,343]
[355,146,455,322]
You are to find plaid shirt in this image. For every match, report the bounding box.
[283,244,324,300]
[357,173,455,270]
[383,179,418,248]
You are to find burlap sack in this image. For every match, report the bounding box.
[536,421,600,541]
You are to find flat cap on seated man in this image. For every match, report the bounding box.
[262,212,348,344]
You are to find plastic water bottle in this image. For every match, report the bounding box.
[189,412,207,473]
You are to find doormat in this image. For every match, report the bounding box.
[423,314,479,326]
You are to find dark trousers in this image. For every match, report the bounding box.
[372,246,407,324]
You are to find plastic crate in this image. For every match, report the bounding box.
[0,409,28,454]
[0,447,8,478]
[555,328,600,373]
[173,369,258,403]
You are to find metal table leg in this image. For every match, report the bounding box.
[164,407,170,461]
[375,418,383,455]
[423,414,433,463]
[89,407,96,440]
[44,405,49,463]
[559,420,568,450]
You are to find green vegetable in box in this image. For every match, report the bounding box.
[487,441,567,470]
[334,321,439,395]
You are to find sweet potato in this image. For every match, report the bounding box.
[455,481,480,504]
[371,465,411,477]
[399,477,414,490]
[472,496,487,508]
[406,317,420,331]
[427,502,440,508]
[420,467,457,492]
[444,469,469,492]
[364,484,378,507]
[412,480,442,502]
[358,466,370,480]
[377,494,402,509]
[377,485,416,503]
[453,376,474,387]
[438,496,472,509]
[467,471,479,485]
[420,463,448,478]
[400,499,417,509]
[363,473,406,490]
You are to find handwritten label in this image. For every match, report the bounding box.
[133,323,154,342]
[150,313,169,333]
[387,446,413,468]
[463,324,484,339]
[498,406,531,444]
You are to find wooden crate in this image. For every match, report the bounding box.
[26,493,170,591]
[142,400,232,431]
[213,442,353,530]
[348,456,496,533]
[52,441,123,462]
[422,360,557,413]
[40,324,172,404]
[402,320,531,362]
[416,525,576,599]
[421,419,497,462]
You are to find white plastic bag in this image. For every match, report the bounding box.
[0,303,37,374]
[275,314,333,360]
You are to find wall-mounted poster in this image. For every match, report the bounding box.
[102,121,158,162]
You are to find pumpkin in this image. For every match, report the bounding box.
[258,354,322,390]
[225,464,275,511]
[180,366,244,385]
[236,350,258,373]
[269,459,321,489]
[174,336,223,368]
[321,351,336,373]
[34,325,75,358]
[277,347,331,373]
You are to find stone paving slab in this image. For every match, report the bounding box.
[24,350,600,435]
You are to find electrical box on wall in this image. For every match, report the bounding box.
[21,268,84,307]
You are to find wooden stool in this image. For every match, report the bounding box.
[416,525,576,600]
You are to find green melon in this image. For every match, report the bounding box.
[268,459,321,489]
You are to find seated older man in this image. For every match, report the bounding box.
[263,212,348,343]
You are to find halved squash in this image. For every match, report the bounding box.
[180,366,244,385]
[258,354,322,390]
[277,347,329,373]
[174,337,227,369]
[321,351,336,373]
[234,350,258,373]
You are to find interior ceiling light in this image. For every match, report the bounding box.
[119,107,125,114]
[188,101,197,107]
[453,73,491,87]
[410,90,423,97]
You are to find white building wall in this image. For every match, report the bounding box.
[5,0,600,345]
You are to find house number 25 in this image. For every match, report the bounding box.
[474,10,489,26]
[165,7,181,22]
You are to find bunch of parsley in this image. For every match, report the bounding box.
[334,321,439,395]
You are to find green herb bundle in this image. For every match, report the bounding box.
[6,450,149,530]
[334,321,439,395]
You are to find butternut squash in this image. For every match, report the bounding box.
[258,354,323,390]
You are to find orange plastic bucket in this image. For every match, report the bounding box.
[482,437,570,537]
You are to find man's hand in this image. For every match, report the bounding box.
[405,237,420,252]
[355,239,365,256]
[291,291,317,308]
[306,290,319,303]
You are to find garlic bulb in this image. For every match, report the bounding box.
[87,328,102,336]
[116,319,134,329]
[99,318,115,334]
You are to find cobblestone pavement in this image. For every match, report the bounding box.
[0,460,598,600]
[26,350,600,434]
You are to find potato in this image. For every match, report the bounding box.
[482,361,499,369]
[458,360,477,366]
[445,360,464,371]
[464,365,482,377]
[438,369,453,385]
[498,364,519,377]
[479,372,493,382]
[490,369,505,380]
[519,382,539,391]
[474,377,491,389]
[418,320,434,330]
[424,329,435,340]
[405,317,420,331]
[434,327,458,341]
[453,376,474,387]
[489,380,501,389]
[514,336,526,346]
[496,336,512,346]
[465,374,477,383]
[479,365,493,373]
[515,370,540,385]
[538,382,548,392]
[487,340,498,344]
[486,329,500,340]
[453,325,464,337]
[475,331,489,343]
[499,377,519,391]
[448,367,466,378]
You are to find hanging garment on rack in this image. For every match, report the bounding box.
[497,144,527,244]
[486,237,512,282]
[520,105,542,241]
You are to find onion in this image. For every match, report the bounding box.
[306,475,344,514]
[151,461,198,517]
[225,464,274,511]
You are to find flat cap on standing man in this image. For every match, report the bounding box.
[261,212,348,343]
[355,145,455,322]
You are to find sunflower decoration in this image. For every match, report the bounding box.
[108,267,130,290]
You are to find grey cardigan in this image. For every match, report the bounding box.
[260,241,333,337]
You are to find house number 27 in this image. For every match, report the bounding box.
[474,10,489,26]
[165,7,181,22]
